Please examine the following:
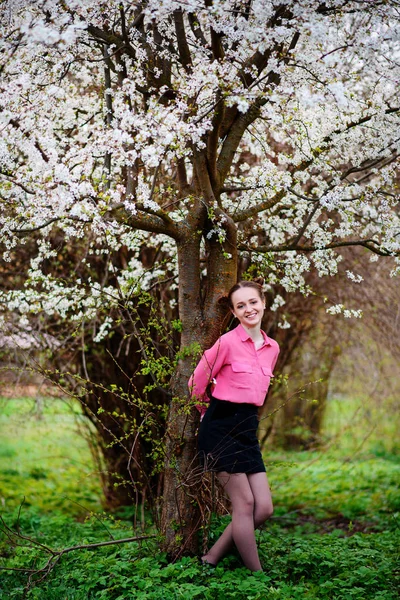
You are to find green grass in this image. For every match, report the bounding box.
[0,397,101,516]
[323,394,399,456]
[0,395,399,600]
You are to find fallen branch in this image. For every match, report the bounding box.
[0,512,157,594]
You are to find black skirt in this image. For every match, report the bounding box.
[197,397,266,474]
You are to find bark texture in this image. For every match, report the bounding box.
[160,213,237,556]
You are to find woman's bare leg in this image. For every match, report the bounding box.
[202,472,273,569]
[202,473,259,571]
[218,472,261,571]
[202,521,233,566]
[248,472,273,525]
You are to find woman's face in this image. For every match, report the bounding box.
[230,287,265,330]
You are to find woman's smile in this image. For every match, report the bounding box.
[230,287,266,329]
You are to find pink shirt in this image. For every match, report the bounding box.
[189,324,280,417]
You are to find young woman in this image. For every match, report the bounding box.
[189,280,279,572]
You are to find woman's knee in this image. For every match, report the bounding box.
[232,494,255,517]
[254,501,273,525]
[220,473,256,517]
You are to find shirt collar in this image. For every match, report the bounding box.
[235,323,272,346]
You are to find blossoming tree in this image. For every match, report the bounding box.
[1,0,399,554]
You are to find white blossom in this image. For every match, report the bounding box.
[0,0,399,334]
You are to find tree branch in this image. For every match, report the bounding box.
[240,238,396,256]
[206,0,225,63]
[10,206,183,242]
[217,100,265,184]
[207,90,225,192]
[56,534,156,554]
[103,44,113,188]
[341,150,399,182]
[304,109,400,176]
[0,174,35,195]
[221,184,266,193]
[217,103,399,224]
[275,106,400,193]
[122,209,184,241]
[286,202,322,248]
[119,4,129,47]
[188,12,209,49]
[230,189,286,222]
[174,9,193,69]
[0,513,156,592]
[10,216,84,235]
[193,148,218,206]
[8,118,49,163]
[241,5,293,85]
[220,7,299,138]
[86,24,135,60]
[176,158,193,196]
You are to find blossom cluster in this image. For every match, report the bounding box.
[0,0,399,340]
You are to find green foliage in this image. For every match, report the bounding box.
[324,395,400,456]
[1,523,398,599]
[0,397,101,516]
[268,453,400,528]
[1,396,399,599]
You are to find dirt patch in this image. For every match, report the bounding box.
[276,512,381,535]
[0,384,61,398]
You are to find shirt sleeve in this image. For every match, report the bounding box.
[271,343,280,373]
[188,336,228,416]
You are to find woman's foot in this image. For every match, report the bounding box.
[200,556,217,567]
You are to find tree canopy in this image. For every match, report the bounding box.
[1,0,399,555]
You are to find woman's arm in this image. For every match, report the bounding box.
[188,336,228,415]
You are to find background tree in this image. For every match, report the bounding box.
[261,247,400,450]
[0,1,399,556]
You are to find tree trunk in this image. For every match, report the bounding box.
[160,232,204,556]
[161,221,237,557]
